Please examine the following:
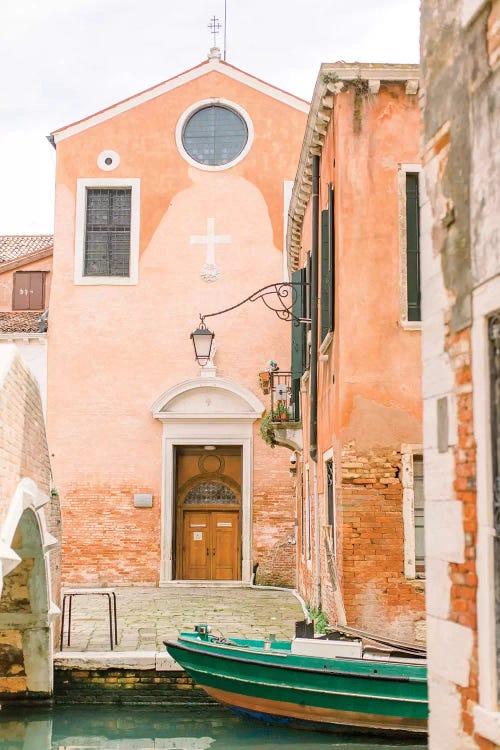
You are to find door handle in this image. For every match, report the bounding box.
[206,547,210,556]
[212,548,216,556]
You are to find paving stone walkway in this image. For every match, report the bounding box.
[57,586,306,654]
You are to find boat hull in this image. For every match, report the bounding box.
[165,635,428,736]
[203,684,426,735]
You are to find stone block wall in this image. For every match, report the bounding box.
[54,667,215,705]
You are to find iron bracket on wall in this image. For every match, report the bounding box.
[198,282,310,327]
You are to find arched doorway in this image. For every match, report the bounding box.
[151,376,264,583]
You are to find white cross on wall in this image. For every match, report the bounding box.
[190,218,231,282]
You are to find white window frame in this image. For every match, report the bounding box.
[74,178,141,285]
[398,164,423,330]
[323,447,336,555]
[175,98,254,172]
[402,443,424,579]
[472,275,500,743]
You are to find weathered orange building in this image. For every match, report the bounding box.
[47,50,308,587]
[285,63,425,639]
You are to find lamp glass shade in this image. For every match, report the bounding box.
[191,326,215,364]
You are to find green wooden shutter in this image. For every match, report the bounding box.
[291,267,306,380]
[305,253,312,370]
[406,174,421,321]
[320,209,330,341]
[329,184,335,333]
[291,267,306,420]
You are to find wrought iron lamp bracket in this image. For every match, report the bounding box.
[198,282,310,327]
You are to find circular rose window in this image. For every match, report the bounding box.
[181,104,249,167]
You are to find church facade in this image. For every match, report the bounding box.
[48,50,307,586]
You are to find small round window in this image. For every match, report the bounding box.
[182,105,248,167]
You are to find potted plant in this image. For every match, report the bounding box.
[258,371,271,394]
[275,401,289,422]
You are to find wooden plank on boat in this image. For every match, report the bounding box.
[325,624,426,656]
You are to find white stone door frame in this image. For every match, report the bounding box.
[152,377,264,584]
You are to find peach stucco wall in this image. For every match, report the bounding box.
[48,65,306,584]
[296,83,424,638]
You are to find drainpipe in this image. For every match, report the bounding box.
[313,462,321,609]
[310,154,319,463]
[310,154,321,610]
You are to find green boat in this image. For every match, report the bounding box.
[164,624,428,736]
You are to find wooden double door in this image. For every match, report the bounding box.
[182,510,239,580]
[175,445,242,581]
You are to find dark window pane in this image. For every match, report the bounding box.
[406,174,421,321]
[84,188,131,277]
[184,482,238,505]
[182,105,248,166]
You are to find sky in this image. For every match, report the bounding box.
[0,0,420,235]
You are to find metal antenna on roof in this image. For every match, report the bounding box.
[208,16,222,48]
[223,1,227,61]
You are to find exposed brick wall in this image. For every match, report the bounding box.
[252,438,296,587]
[337,444,424,640]
[61,432,295,587]
[54,667,216,705]
[294,445,425,639]
[445,324,483,743]
[61,483,161,585]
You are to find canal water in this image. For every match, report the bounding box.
[0,704,427,750]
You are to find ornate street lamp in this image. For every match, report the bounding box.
[190,281,309,365]
[190,322,215,366]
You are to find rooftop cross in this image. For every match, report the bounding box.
[208,16,222,47]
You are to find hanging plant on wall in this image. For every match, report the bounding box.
[259,411,277,448]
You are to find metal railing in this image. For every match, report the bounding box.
[269,371,299,422]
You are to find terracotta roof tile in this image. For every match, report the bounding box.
[0,235,53,264]
[0,312,43,333]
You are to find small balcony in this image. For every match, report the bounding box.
[270,371,297,423]
[258,369,302,451]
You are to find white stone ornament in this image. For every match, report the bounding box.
[190,218,231,282]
